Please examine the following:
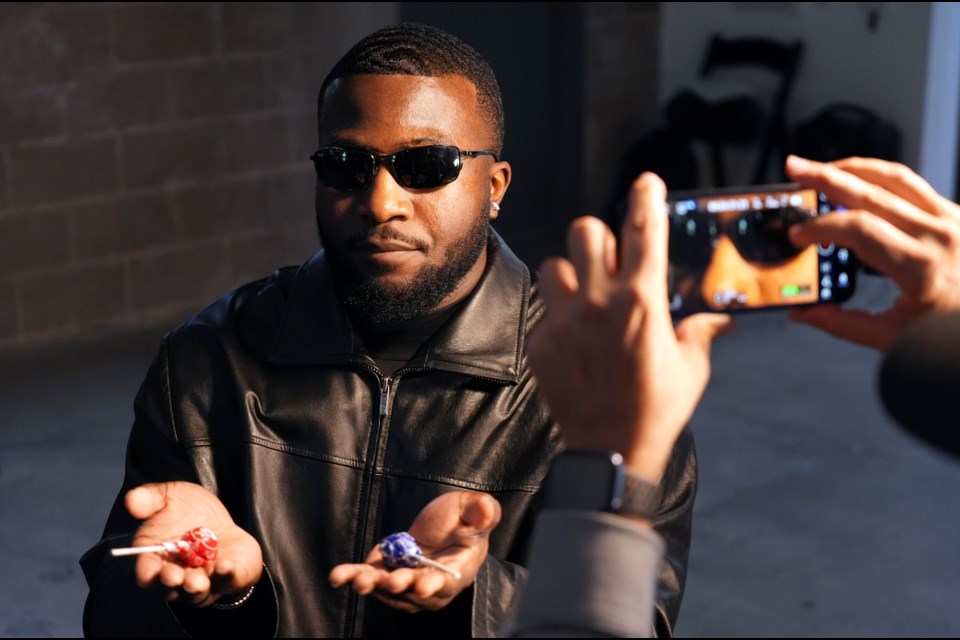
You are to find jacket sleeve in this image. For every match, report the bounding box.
[471,553,528,637]
[79,336,279,637]
[507,510,665,638]
[650,427,698,637]
[499,430,696,638]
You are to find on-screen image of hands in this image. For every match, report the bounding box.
[786,155,960,351]
[526,173,733,483]
[121,481,263,606]
[328,490,501,613]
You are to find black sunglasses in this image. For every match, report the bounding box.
[310,145,498,191]
[670,206,813,268]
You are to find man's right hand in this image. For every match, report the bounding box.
[123,481,263,607]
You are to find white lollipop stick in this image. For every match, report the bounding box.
[109,528,219,568]
[415,555,462,580]
[111,541,183,557]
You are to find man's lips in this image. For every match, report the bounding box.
[347,229,428,254]
[354,238,420,252]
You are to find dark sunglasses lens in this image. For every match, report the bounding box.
[669,213,714,270]
[733,207,809,263]
[391,146,461,189]
[314,149,375,191]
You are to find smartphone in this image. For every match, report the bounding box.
[666,183,857,316]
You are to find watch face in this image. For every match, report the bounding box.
[542,450,626,512]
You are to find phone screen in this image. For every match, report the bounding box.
[666,183,857,316]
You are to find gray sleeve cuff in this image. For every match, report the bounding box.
[508,510,665,638]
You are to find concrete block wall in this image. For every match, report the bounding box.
[0,2,398,352]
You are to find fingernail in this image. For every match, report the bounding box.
[786,155,810,171]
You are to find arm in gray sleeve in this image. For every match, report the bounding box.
[507,510,665,638]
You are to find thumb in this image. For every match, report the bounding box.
[459,492,502,535]
[124,483,169,520]
[676,312,735,352]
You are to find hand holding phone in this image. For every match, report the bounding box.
[667,183,857,316]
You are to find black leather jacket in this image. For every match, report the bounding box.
[81,233,696,637]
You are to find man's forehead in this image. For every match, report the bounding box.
[321,73,479,104]
[319,74,484,146]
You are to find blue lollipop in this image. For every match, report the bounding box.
[379,532,462,579]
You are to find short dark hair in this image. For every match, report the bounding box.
[318,23,504,155]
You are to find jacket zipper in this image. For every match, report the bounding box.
[347,371,392,637]
[379,375,390,419]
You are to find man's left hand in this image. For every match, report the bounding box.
[328,491,501,613]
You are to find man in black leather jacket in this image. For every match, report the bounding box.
[80,23,696,637]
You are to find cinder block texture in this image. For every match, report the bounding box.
[0,4,112,86]
[11,139,118,208]
[0,209,71,273]
[0,2,398,352]
[74,194,177,259]
[18,262,126,334]
[122,124,220,190]
[113,4,215,63]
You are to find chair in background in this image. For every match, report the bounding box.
[665,34,804,187]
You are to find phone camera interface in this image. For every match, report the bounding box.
[668,187,855,314]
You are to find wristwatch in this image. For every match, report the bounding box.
[541,450,662,519]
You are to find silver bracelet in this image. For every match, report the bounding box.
[210,585,255,611]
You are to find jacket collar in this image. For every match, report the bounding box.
[269,230,530,383]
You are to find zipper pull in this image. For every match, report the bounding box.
[379,376,390,417]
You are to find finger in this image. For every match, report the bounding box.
[182,569,212,604]
[352,567,388,595]
[785,155,935,238]
[620,173,669,301]
[159,559,187,590]
[133,552,165,588]
[382,568,418,594]
[604,221,618,274]
[566,216,616,301]
[413,570,448,598]
[789,210,927,290]
[125,484,168,520]
[411,570,448,599]
[788,305,897,351]
[831,157,951,217]
[536,256,578,310]
[458,492,501,533]
[329,563,364,588]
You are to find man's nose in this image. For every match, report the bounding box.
[700,235,761,310]
[362,165,414,223]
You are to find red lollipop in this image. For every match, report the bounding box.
[177,526,219,567]
[111,526,219,567]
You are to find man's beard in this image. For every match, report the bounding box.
[319,208,491,326]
